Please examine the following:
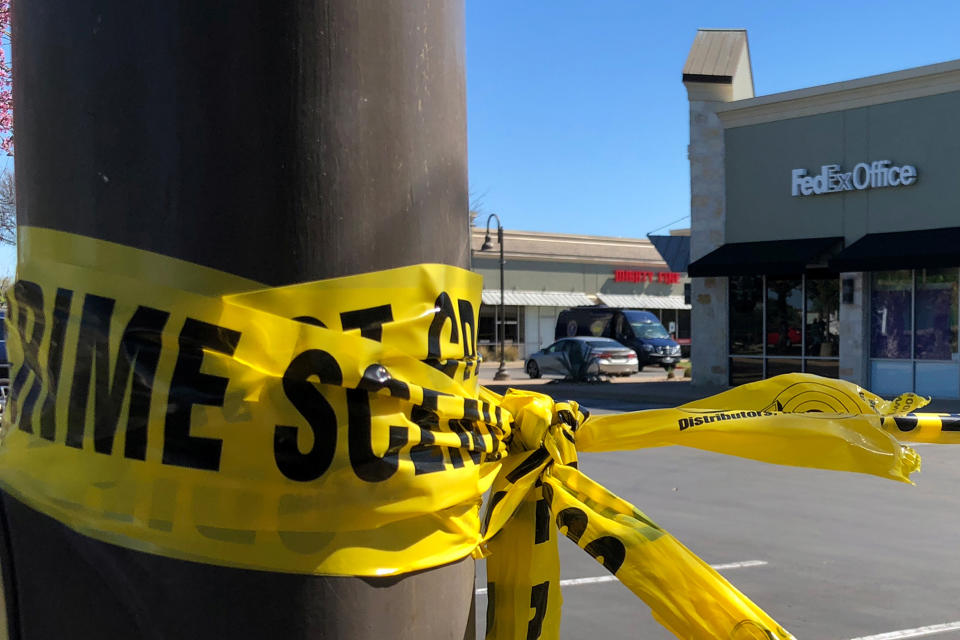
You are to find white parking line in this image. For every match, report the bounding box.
[475,559,768,596]
[710,560,769,571]
[849,621,960,640]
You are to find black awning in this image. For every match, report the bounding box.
[687,236,844,277]
[647,234,690,273]
[830,227,960,272]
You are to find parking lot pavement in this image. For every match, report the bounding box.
[477,361,716,413]
[473,364,960,638]
[476,361,960,414]
[475,444,960,639]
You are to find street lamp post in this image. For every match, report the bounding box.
[481,213,510,380]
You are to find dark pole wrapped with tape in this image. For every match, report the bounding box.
[5,1,474,638]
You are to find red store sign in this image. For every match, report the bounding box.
[614,270,680,284]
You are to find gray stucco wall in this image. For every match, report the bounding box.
[724,90,960,244]
[471,257,685,297]
[838,271,868,384]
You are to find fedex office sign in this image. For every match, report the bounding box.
[791,161,917,197]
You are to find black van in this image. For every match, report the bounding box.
[555,307,681,370]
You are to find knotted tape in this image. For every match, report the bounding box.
[0,226,951,639]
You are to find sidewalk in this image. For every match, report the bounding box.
[486,378,724,407]
[477,361,721,407]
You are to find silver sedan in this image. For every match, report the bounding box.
[525,337,639,379]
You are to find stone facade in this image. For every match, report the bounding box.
[683,30,754,387]
[687,99,729,386]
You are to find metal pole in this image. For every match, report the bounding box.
[481,215,509,381]
[5,1,475,638]
[497,225,508,379]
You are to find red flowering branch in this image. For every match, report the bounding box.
[0,0,12,155]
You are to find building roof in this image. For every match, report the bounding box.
[471,228,666,267]
[682,29,748,79]
[682,29,755,102]
[596,293,690,310]
[717,57,960,128]
[480,290,595,307]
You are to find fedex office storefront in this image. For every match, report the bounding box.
[684,29,960,397]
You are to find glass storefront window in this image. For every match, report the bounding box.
[729,275,763,355]
[677,309,690,341]
[729,357,763,386]
[502,313,521,343]
[728,274,840,385]
[870,270,913,359]
[477,313,495,345]
[805,358,839,379]
[805,278,839,357]
[915,268,958,360]
[766,277,802,357]
[867,268,960,397]
[478,305,523,345]
[767,358,802,378]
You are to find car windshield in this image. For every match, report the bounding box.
[630,323,669,339]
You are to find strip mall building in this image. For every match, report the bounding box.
[470,228,690,360]
[685,29,960,397]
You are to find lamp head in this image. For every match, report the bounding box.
[480,234,493,251]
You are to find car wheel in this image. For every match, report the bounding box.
[526,360,541,379]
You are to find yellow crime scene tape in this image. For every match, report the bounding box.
[0,225,954,639]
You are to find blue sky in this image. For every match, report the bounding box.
[5,3,960,277]
[465,0,960,238]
